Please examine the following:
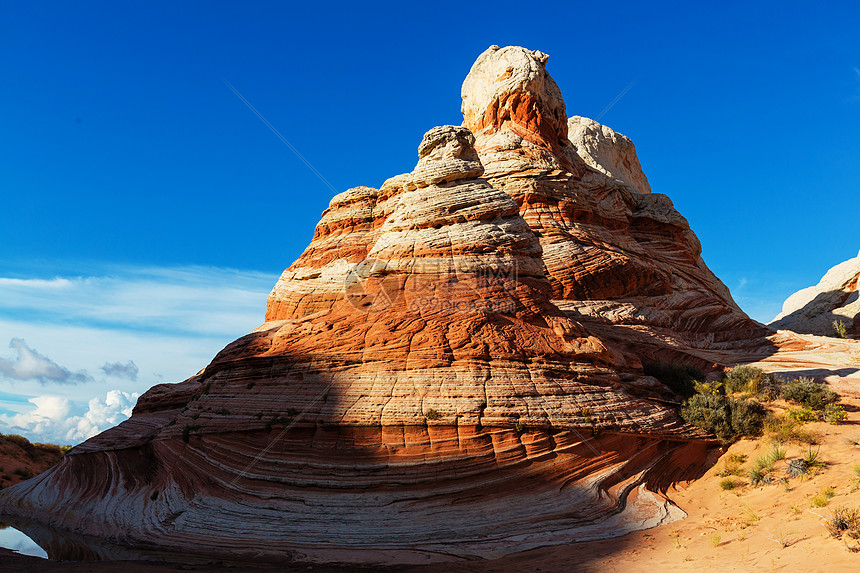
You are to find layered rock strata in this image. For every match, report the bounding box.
[770,250,860,338]
[0,46,768,565]
[459,45,770,366]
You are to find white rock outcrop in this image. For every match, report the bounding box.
[770,250,860,337]
[568,115,651,194]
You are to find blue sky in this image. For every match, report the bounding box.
[1,1,859,442]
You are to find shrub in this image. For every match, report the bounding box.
[758,373,785,401]
[643,362,704,398]
[724,365,768,394]
[833,320,848,339]
[731,400,766,437]
[681,394,764,444]
[782,377,840,410]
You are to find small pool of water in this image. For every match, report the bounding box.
[0,524,48,558]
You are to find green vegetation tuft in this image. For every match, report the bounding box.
[803,447,825,469]
[720,453,747,477]
[720,477,741,490]
[763,413,820,445]
[812,487,836,507]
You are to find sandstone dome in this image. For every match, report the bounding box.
[0,45,773,565]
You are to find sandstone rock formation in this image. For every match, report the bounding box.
[0,46,771,565]
[460,45,769,367]
[770,250,860,338]
[568,115,651,194]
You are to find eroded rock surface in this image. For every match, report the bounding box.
[568,115,651,194]
[0,46,773,565]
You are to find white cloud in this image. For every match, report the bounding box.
[0,265,274,338]
[0,390,139,444]
[0,338,90,384]
[0,263,277,444]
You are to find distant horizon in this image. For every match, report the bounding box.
[2,0,859,443]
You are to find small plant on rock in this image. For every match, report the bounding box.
[833,319,848,339]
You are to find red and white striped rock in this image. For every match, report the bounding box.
[0,46,771,566]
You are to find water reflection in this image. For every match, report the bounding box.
[0,515,293,566]
[0,522,48,558]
